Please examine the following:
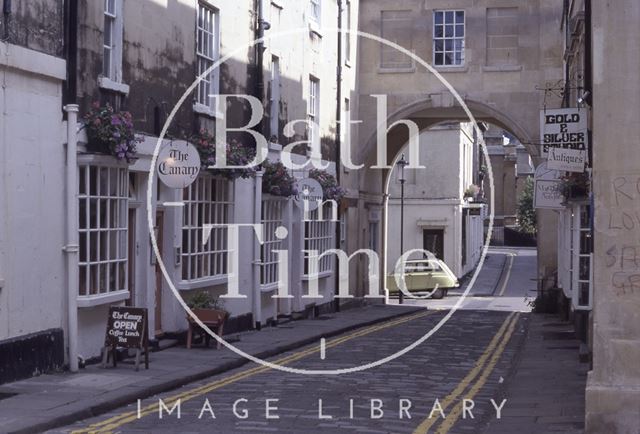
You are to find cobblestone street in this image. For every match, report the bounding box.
[40,249,587,434]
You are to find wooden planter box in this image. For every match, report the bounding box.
[186,308,229,349]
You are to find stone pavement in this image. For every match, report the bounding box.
[0,304,420,434]
[483,313,588,434]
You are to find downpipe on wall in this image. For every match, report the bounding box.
[63,104,79,372]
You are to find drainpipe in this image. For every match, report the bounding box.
[253,172,263,330]
[62,0,78,106]
[333,0,343,311]
[64,104,79,372]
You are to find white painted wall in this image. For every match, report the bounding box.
[0,42,67,341]
[387,124,485,278]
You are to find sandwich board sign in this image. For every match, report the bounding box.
[534,162,564,209]
[102,306,149,371]
[540,108,588,158]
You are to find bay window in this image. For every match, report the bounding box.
[181,176,231,282]
[78,164,129,297]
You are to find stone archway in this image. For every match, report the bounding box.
[349,97,548,298]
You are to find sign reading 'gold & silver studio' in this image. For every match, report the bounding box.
[540,108,589,157]
[157,141,201,189]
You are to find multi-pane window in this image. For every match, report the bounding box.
[270,56,281,140]
[433,10,465,66]
[573,204,592,309]
[380,10,413,69]
[308,77,319,148]
[78,165,129,296]
[303,205,335,276]
[181,177,231,281]
[310,0,321,24]
[196,3,219,108]
[261,198,286,287]
[103,0,117,79]
[344,1,352,63]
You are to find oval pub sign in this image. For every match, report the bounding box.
[157,141,201,189]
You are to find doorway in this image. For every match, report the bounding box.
[423,229,444,260]
[154,210,165,336]
[126,208,137,306]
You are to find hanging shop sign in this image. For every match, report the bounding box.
[540,108,589,157]
[294,177,324,211]
[157,141,201,189]
[547,146,587,173]
[534,162,564,209]
[102,306,149,371]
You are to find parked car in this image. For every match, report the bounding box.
[386,259,459,299]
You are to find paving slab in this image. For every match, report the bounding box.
[483,313,588,434]
[0,304,420,434]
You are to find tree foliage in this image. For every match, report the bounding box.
[517,176,537,234]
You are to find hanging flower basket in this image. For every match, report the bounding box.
[262,160,297,197]
[83,102,141,163]
[464,184,480,200]
[190,129,256,180]
[308,169,346,201]
[560,172,590,200]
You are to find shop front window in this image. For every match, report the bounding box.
[78,164,129,297]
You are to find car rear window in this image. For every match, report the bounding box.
[404,261,442,272]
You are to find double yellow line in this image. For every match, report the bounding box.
[412,312,520,434]
[72,309,435,434]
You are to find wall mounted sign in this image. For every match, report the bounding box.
[157,141,201,189]
[534,162,564,209]
[294,177,324,211]
[102,306,149,371]
[547,146,586,172]
[540,108,589,157]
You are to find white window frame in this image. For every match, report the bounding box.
[195,3,221,116]
[344,0,352,64]
[102,0,124,84]
[270,56,281,141]
[309,0,321,25]
[303,205,335,278]
[261,197,286,289]
[78,161,130,306]
[181,176,232,285]
[308,77,320,150]
[572,203,593,310]
[433,10,465,67]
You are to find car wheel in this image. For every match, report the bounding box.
[431,288,445,299]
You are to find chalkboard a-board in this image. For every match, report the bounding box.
[102,306,149,370]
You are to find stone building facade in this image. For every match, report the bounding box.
[351,0,564,293]
[0,0,359,382]
[387,123,486,279]
[586,0,640,431]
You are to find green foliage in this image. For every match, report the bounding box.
[517,176,537,235]
[186,291,225,311]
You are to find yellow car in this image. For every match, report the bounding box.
[386,259,459,299]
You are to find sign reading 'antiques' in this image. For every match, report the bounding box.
[540,108,589,157]
[157,141,201,189]
[547,146,587,172]
[103,306,149,371]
